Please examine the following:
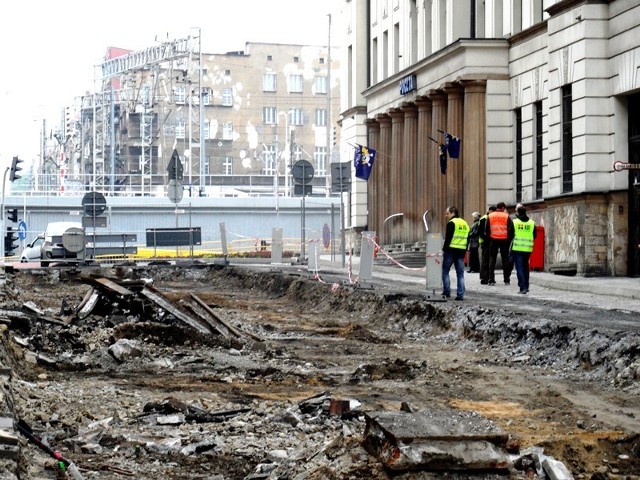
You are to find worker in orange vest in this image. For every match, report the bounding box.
[484,201,514,285]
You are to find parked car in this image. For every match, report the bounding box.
[20,235,45,262]
[21,222,84,266]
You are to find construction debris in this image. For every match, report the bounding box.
[362,410,511,472]
[0,264,635,479]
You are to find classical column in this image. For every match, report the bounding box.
[444,83,465,215]
[462,80,487,217]
[376,114,392,244]
[416,96,432,237]
[366,118,380,233]
[427,89,448,234]
[401,102,418,243]
[388,108,405,244]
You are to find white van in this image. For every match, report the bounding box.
[21,222,84,266]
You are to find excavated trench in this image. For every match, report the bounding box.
[0,264,637,479]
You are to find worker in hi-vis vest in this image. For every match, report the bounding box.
[441,206,469,301]
[511,205,537,294]
[485,201,514,285]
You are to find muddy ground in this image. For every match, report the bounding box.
[0,264,638,479]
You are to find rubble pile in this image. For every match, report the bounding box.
[0,265,635,478]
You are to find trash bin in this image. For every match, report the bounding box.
[530,226,544,271]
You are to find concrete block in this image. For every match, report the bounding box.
[363,411,511,472]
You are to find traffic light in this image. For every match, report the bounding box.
[4,228,18,256]
[332,127,337,147]
[6,209,18,223]
[9,156,23,182]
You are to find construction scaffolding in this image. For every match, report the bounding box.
[79,34,202,196]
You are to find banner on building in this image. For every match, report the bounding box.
[354,145,377,181]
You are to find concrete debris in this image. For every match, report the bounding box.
[143,397,251,424]
[107,338,144,362]
[542,457,574,480]
[75,275,253,340]
[363,410,511,472]
[0,264,636,478]
[516,446,575,479]
[298,391,331,415]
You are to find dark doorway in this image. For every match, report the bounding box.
[628,93,640,276]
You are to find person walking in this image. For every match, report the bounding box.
[478,205,496,284]
[441,206,469,301]
[511,205,536,294]
[467,212,481,273]
[485,201,514,285]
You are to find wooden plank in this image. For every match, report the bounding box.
[93,277,135,296]
[141,286,211,334]
[180,299,231,338]
[77,289,100,319]
[190,294,261,342]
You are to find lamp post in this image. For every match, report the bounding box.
[382,212,404,245]
[422,209,431,233]
[277,110,293,197]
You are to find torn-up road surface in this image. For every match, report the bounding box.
[0,264,637,479]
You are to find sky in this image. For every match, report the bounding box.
[0,0,341,171]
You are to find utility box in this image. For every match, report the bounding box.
[530,226,545,271]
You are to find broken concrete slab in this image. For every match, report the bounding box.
[542,457,574,480]
[363,410,511,472]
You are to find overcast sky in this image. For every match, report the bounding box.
[0,0,341,170]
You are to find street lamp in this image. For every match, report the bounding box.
[422,210,431,233]
[276,110,294,197]
[382,212,404,245]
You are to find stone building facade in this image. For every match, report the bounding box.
[340,0,640,276]
[78,42,340,198]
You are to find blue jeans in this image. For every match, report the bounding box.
[442,250,466,298]
[513,251,531,291]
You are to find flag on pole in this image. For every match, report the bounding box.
[444,132,461,158]
[439,144,448,175]
[354,144,376,181]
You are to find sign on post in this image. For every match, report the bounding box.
[167,150,184,204]
[330,162,351,193]
[292,160,314,197]
[82,191,108,228]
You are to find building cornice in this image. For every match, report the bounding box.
[339,105,368,122]
[546,0,610,17]
[362,38,509,99]
[508,21,548,46]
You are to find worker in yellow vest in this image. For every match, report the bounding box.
[442,206,470,301]
[511,205,537,294]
